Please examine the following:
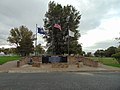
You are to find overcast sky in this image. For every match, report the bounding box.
[0,0,120,53]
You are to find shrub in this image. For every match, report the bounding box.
[112,52,120,64]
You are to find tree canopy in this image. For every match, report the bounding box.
[94,50,105,57]
[115,32,120,47]
[8,26,36,56]
[44,1,82,55]
[35,44,45,55]
[94,46,117,57]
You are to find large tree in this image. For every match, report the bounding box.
[35,44,45,55]
[44,1,81,55]
[8,26,36,56]
[94,49,105,57]
[104,46,117,57]
[115,33,120,47]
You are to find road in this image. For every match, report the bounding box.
[0,72,120,90]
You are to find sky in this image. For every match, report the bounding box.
[0,0,120,53]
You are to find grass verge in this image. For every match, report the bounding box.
[89,57,120,68]
[0,56,21,65]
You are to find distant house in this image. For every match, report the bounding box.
[0,52,5,56]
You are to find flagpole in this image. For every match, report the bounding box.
[66,16,70,56]
[35,24,37,56]
[52,24,54,55]
[68,29,69,56]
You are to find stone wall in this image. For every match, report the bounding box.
[68,56,99,67]
[17,57,29,67]
[17,56,99,67]
[82,58,98,67]
[17,56,42,67]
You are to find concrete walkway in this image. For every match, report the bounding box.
[0,61,18,72]
[0,61,120,73]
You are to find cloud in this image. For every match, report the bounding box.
[0,0,49,46]
[77,0,120,52]
[78,0,120,33]
[0,0,120,52]
[0,0,49,27]
[79,17,120,52]
[84,40,118,53]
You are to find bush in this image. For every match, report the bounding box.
[112,52,120,64]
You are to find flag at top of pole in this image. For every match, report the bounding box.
[37,27,45,34]
[54,24,61,30]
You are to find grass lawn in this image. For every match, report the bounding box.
[89,57,120,68]
[0,56,21,65]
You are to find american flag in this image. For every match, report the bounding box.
[54,24,61,30]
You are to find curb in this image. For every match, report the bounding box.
[67,70,120,73]
[0,69,120,73]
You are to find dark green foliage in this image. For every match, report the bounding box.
[8,26,36,56]
[0,48,2,52]
[112,52,120,64]
[115,33,120,46]
[44,1,82,55]
[94,50,105,57]
[104,46,117,57]
[1,48,18,55]
[35,44,45,55]
[94,46,117,57]
[85,52,92,57]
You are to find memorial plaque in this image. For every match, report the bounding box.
[49,56,61,63]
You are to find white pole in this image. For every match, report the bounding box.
[68,29,69,56]
[35,24,37,56]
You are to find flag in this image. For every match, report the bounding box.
[54,24,61,30]
[38,27,45,34]
[69,30,74,37]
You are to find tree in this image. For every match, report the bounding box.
[0,48,2,52]
[3,48,10,55]
[9,48,17,54]
[112,52,120,64]
[115,32,120,47]
[44,1,81,55]
[104,46,117,57]
[35,44,45,55]
[94,49,105,57]
[85,52,92,57]
[116,47,120,53]
[115,33,120,53]
[82,51,86,56]
[8,26,36,56]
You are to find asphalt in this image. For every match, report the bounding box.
[0,72,120,90]
[0,61,120,73]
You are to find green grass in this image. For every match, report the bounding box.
[0,56,21,65]
[89,57,120,68]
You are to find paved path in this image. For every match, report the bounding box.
[0,72,120,90]
[0,61,17,71]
